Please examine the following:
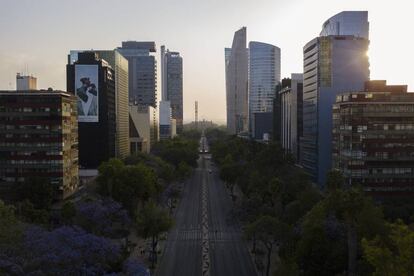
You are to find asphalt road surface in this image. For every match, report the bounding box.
[156,147,256,276]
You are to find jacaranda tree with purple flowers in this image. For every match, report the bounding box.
[122,257,150,276]
[75,198,131,238]
[23,225,122,274]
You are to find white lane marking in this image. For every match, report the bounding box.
[201,167,210,276]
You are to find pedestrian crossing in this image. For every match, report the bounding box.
[173,229,243,241]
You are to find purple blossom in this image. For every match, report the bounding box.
[75,198,131,238]
[0,254,24,275]
[122,257,150,276]
[23,225,121,274]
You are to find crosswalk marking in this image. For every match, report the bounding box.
[171,229,243,241]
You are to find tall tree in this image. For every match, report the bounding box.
[0,201,21,247]
[136,200,174,268]
[325,171,385,276]
[97,159,160,215]
[362,220,414,275]
[246,215,292,276]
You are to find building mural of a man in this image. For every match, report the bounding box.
[76,77,98,117]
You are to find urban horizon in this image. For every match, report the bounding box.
[0,0,413,124]
[1,2,414,275]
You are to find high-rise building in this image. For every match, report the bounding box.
[320,11,369,39]
[332,80,414,196]
[161,46,183,133]
[16,73,37,91]
[225,27,248,135]
[248,41,280,139]
[117,42,158,151]
[273,78,292,142]
[67,52,116,169]
[159,100,172,140]
[117,41,157,107]
[301,11,370,186]
[279,74,303,161]
[0,89,78,200]
[69,50,130,159]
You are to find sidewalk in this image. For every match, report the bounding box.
[151,179,187,275]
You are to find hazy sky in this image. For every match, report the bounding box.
[0,0,413,123]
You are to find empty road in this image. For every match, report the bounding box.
[156,139,256,276]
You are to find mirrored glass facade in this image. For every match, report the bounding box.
[320,11,369,39]
[301,11,370,186]
[248,41,281,138]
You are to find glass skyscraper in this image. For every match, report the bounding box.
[225,27,248,134]
[301,11,370,186]
[248,41,280,139]
[320,11,369,39]
[117,41,157,107]
[161,46,183,134]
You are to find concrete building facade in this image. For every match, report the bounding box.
[16,73,37,91]
[0,90,79,200]
[332,80,414,196]
[159,100,172,140]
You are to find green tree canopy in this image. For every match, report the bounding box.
[362,220,414,276]
[151,137,199,169]
[0,200,22,248]
[246,215,292,276]
[136,200,174,268]
[97,159,160,215]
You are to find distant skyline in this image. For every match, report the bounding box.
[0,0,413,124]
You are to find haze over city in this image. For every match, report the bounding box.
[3,0,414,275]
[0,0,412,123]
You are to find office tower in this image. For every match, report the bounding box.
[320,11,369,39]
[248,41,281,139]
[225,27,248,134]
[159,100,172,140]
[279,74,303,161]
[117,42,158,151]
[273,78,292,142]
[67,52,116,169]
[16,73,37,90]
[0,89,78,200]
[69,50,130,159]
[161,46,183,133]
[117,41,157,107]
[332,80,414,196]
[301,11,370,186]
[161,46,167,101]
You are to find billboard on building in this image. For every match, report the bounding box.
[75,65,99,122]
